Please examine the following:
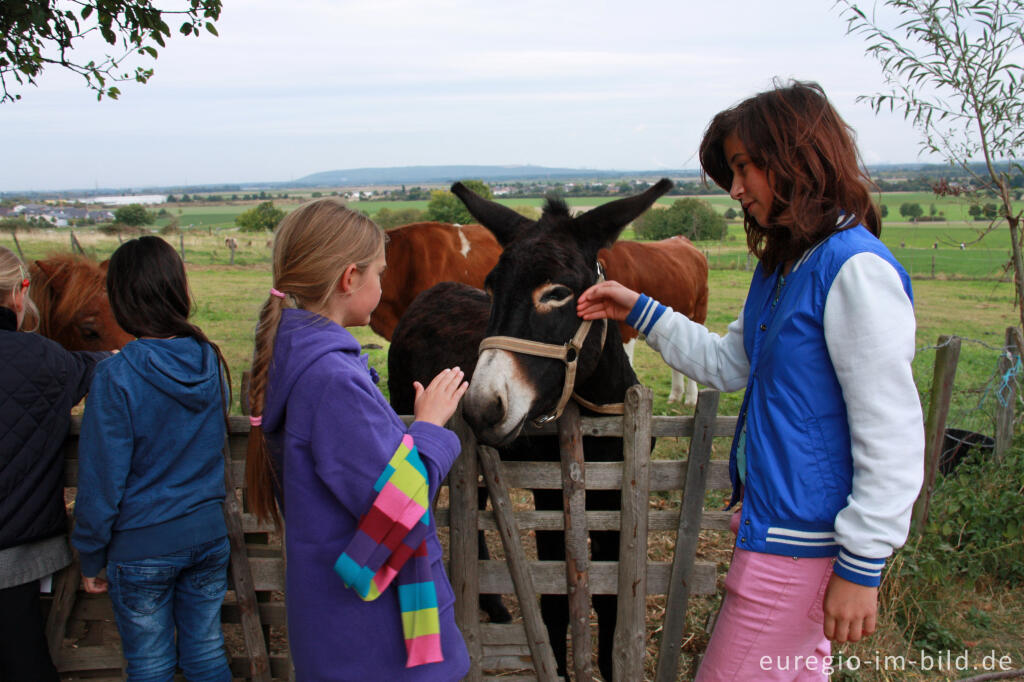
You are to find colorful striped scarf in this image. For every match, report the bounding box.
[333,434,443,667]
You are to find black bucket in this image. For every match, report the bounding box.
[939,428,995,475]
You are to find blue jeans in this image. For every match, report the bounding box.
[106,536,232,682]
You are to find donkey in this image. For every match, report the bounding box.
[388,179,672,680]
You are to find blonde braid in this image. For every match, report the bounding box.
[244,196,384,526]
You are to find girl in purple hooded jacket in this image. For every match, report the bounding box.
[245,198,470,681]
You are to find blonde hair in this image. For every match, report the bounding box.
[246,198,385,525]
[0,246,38,331]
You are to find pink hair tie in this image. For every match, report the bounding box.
[249,415,263,427]
[270,288,286,299]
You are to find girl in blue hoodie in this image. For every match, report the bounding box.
[72,236,233,682]
[245,198,470,681]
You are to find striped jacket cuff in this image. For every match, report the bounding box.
[833,548,887,587]
[626,294,667,336]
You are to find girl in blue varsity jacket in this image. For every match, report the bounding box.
[578,81,924,681]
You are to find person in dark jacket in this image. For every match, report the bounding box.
[0,245,109,682]
[71,237,233,682]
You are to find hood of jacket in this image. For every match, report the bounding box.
[119,336,222,412]
[262,309,367,433]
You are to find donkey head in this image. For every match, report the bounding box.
[453,179,672,446]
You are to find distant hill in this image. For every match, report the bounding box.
[294,165,701,187]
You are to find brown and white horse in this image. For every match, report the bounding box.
[29,255,132,351]
[388,179,673,680]
[370,222,502,340]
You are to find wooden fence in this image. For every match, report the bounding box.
[40,332,1002,679]
[45,386,740,681]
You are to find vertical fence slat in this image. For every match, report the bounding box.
[995,326,1023,461]
[613,385,652,681]
[655,389,719,682]
[913,334,961,534]
[45,557,81,662]
[221,439,272,682]
[478,444,559,682]
[447,413,482,681]
[558,402,591,682]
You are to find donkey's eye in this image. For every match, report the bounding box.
[540,286,573,304]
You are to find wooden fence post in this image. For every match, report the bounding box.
[69,230,85,255]
[477,445,559,682]
[655,389,720,682]
[11,230,25,261]
[44,553,81,662]
[912,335,961,535]
[613,385,652,681]
[557,402,591,682]
[995,326,1023,461]
[447,413,483,681]
[221,438,272,682]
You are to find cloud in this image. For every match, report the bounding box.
[1,0,941,191]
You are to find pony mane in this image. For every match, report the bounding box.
[31,255,108,339]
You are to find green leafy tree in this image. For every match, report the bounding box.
[1,1,222,103]
[899,202,923,222]
[634,198,727,241]
[839,0,1024,328]
[426,180,492,224]
[723,207,738,220]
[236,201,285,232]
[113,203,153,226]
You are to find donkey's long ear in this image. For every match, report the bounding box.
[573,178,673,249]
[451,182,533,247]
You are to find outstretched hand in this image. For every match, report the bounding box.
[577,280,641,322]
[413,367,469,427]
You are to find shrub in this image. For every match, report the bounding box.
[904,444,1024,584]
[236,201,285,232]
[113,203,154,227]
[426,180,492,224]
[634,198,727,241]
[374,207,427,229]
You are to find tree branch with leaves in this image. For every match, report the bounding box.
[0,0,222,103]
[837,0,1024,327]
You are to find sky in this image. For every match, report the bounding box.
[1,0,949,193]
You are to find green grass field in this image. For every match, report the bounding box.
[6,228,1017,433]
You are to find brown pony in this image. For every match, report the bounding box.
[30,255,133,351]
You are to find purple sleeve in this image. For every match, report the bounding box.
[305,362,461,515]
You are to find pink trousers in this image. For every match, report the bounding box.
[694,513,834,681]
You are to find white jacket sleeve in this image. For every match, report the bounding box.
[628,294,750,393]
[825,253,925,568]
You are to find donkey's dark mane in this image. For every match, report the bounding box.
[542,195,572,217]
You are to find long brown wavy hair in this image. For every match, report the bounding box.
[699,80,880,272]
